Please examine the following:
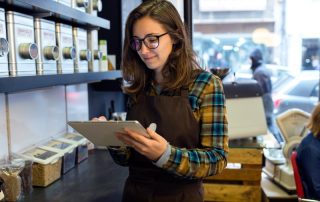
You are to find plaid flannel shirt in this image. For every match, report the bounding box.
[108,71,229,178]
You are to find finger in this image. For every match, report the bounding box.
[131,141,145,151]
[116,131,141,145]
[98,116,107,121]
[116,132,145,150]
[116,133,134,146]
[146,128,159,140]
[91,116,107,122]
[91,117,99,122]
[148,123,157,131]
[124,128,150,143]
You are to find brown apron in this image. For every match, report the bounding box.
[123,86,204,202]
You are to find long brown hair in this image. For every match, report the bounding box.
[121,0,200,95]
[307,103,320,138]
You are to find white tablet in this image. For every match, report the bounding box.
[67,120,149,146]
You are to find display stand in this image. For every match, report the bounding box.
[203,138,263,202]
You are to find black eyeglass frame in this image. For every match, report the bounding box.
[130,32,169,51]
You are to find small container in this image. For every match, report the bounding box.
[40,139,77,174]
[56,23,76,73]
[18,159,33,195]
[34,18,59,75]
[6,11,38,76]
[56,0,71,7]
[0,8,9,77]
[86,0,102,16]
[87,30,102,72]
[0,160,24,201]
[73,27,91,73]
[9,157,34,196]
[19,147,62,187]
[112,112,127,121]
[72,0,89,12]
[98,40,108,71]
[58,133,88,164]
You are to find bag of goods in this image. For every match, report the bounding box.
[0,160,24,201]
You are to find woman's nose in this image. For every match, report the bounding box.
[139,42,150,54]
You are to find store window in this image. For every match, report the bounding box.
[302,38,320,70]
[121,0,142,42]
[193,0,274,71]
[192,0,320,116]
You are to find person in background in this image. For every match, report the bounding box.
[250,49,283,143]
[296,103,320,200]
[105,1,228,201]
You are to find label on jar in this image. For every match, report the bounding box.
[79,38,86,48]
[65,134,84,141]
[42,31,55,46]
[62,36,72,45]
[46,140,71,150]
[24,148,57,160]
[17,27,32,38]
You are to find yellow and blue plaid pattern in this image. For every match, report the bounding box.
[108,71,228,179]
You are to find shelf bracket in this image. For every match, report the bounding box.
[86,25,100,31]
[33,12,53,18]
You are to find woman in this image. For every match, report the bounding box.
[296,103,320,200]
[108,1,228,201]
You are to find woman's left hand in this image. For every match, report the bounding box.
[116,127,168,161]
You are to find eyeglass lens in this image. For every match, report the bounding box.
[130,35,159,51]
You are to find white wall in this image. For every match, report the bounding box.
[8,86,67,153]
[0,93,8,160]
[0,84,89,159]
[66,84,89,132]
[169,0,184,20]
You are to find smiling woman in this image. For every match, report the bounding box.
[131,16,174,75]
[107,0,229,202]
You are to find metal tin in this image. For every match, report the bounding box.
[18,43,38,59]
[56,23,76,73]
[56,0,72,7]
[73,27,90,73]
[34,18,59,75]
[0,8,9,77]
[87,29,101,72]
[72,0,89,12]
[86,0,102,16]
[6,11,38,76]
[92,0,102,12]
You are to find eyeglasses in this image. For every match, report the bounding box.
[130,32,169,51]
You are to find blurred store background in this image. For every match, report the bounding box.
[189,0,320,115]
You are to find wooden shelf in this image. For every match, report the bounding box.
[0,0,110,30]
[0,71,122,93]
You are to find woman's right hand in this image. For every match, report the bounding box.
[91,116,107,121]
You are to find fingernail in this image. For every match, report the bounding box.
[148,123,157,131]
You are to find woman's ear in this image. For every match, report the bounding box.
[169,32,178,45]
[171,37,177,45]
